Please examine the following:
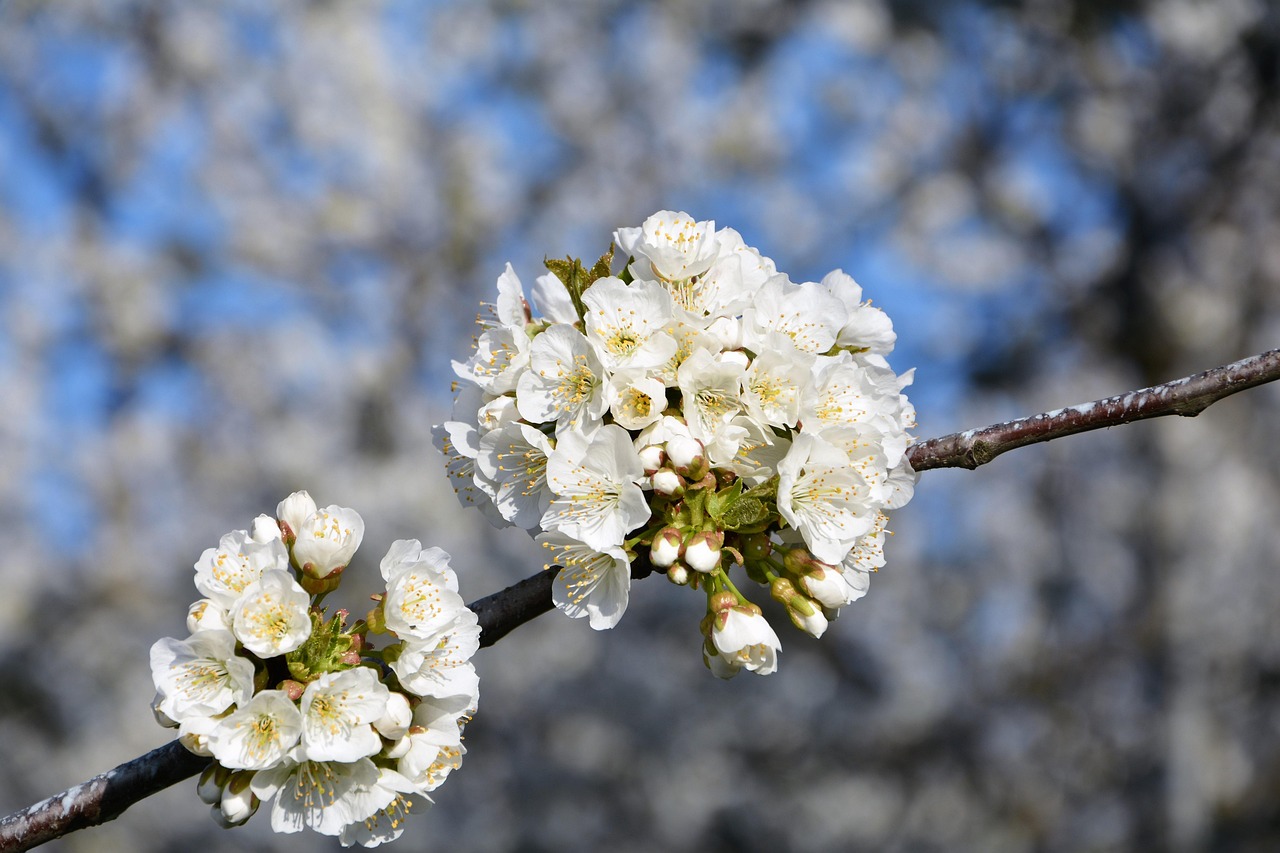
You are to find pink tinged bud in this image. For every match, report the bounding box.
[709,591,738,614]
[684,531,724,573]
[650,528,683,568]
[638,444,665,474]
[665,435,704,470]
[280,680,306,702]
[667,564,690,585]
[651,468,685,497]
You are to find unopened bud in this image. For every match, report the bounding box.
[638,444,665,474]
[279,680,306,702]
[186,599,231,634]
[299,564,345,595]
[215,771,259,827]
[782,546,831,576]
[374,692,413,741]
[709,591,738,613]
[666,435,705,470]
[770,577,828,638]
[667,564,690,585]
[650,527,682,568]
[197,763,229,805]
[684,530,725,573]
[651,468,685,497]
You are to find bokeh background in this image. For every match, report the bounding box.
[1,1,1279,851]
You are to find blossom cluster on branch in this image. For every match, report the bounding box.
[148,491,479,847]
[437,211,917,677]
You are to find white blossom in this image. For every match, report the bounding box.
[615,210,720,285]
[380,542,469,642]
[516,323,608,433]
[277,491,318,543]
[607,369,667,431]
[299,669,390,763]
[291,504,365,579]
[389,612,482,700]
[582,277,677,369]
[542,425,650,551]
[708,606,782,678]
[537,531,632,630]
[676,348,744,443]
[194,528,290,610]
[776,433,876,564]
[230,570,313,657]
[150,629,254,722]
[338,768,425,848]
[251,750,380,836]
[743,274,847,354]
[475,422,555,529]
[208,690,304,770]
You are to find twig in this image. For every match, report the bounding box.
[906,348,1280,472]
[3,348,1278,852]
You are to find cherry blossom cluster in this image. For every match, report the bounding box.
[437,211,916,678]
[149,491,479,847]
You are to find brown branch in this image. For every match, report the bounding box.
[4,348,1278,852]
[906,348,1280,472]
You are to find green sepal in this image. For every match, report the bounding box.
[286,610,358,682]
[588,243,615,285]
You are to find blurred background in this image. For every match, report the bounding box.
[1,1,1278,851]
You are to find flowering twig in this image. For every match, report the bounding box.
[906,349,1280,472]
[2,348,1277,853]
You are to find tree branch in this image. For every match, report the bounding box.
[3,348,1278,852]
[906,348,1280,472]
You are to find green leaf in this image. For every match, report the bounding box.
[740,475,779,504]
[705,480,744,522]
[721,496,773,532]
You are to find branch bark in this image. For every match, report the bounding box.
[3,348,1277,852]
[906,348,1280,472]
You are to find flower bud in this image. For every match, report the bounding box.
[770,577,828,638]
[651,468,685,497]
[709,591,738,614]
[151,693,178,729]
[279,680,306,702]
[666,435,705,471]
[374,692,413,741]
[186,599,231,634]
[638,444,665,474]
[275,490,317,546]
[215,771,259,827]
[684,530,724,573]
[197,763,228,805]
[667,564,690,585]
[250,514,282,544]
[650,527,683,568]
